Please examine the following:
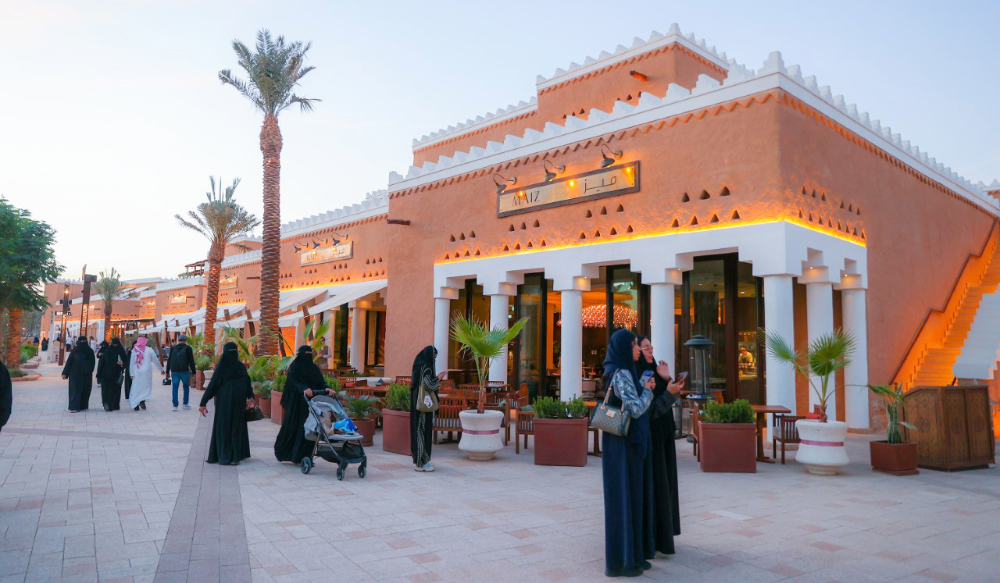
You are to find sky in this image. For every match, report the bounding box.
[1,0,998,281]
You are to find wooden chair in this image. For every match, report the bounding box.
[440,379,456,390]
[394,375,412,385]
[484,390,514,445]
[515,410,535,454]
[772,414,804,464]
[432,396,466,443]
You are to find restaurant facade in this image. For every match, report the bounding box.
[44,26,1000,432]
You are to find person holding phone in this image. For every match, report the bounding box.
[409,346,447,472]
[637,336,686,557]
[600,330,656,577]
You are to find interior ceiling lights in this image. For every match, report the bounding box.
[581,303,638,329]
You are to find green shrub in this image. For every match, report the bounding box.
[271,374,286,393]
[323,375,342,393]
[384,383,411,411]
[701,399,754,424]
[20,344,38,359]
[8,368,25,378]
[567,396,590,419]
[252,380,273,397]
[338,391,380,419]
[195,354,213,371]
[533,396,592,419]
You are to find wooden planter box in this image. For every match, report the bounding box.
[354,418,376,446]
[534,418,589,467]
[870,441,919,476]
[699,423,756,473]
[270,390,284,425]
[904,386,995,471]
[382,409,411,455]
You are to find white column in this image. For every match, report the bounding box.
[488,294,509,383]
[806,282,836,418]
[349,307,367,373]
[763,275,796,410]
[560,290,583,400]
[842,288,870,430]
[433,297,451,377]
[650,283,675,376]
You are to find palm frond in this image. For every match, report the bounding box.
[807,330,854,377]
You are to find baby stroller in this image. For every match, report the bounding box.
[302,394,367,480]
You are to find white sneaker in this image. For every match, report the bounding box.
[172,407,178,411]
[420,463,435,472]
[182,404,191,410]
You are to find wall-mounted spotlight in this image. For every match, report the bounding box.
[542,160,565,182]
[600,144,623,168]
[629,70,648,81]
[493,173,516,195]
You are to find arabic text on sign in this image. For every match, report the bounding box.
[497,162,639,217]
[300,241,354,266]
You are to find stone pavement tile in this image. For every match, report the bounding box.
[24,550,63,583]
[0,549,31,576]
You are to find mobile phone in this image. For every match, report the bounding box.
[677,371,689,384]
[639,370,655,386]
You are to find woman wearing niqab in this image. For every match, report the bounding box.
[97,338,128,411]
[62,337,95,412]
[601,329,655,577]
[410,346,442,472]
[199,342,254,465]
[274,346,333,464]
[636,335,685,556]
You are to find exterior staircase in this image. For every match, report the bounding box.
[895,223,1000,388]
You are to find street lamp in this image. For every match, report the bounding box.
[58,284,70,365]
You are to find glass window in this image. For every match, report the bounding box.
[609,267,640,335]
[517,275,545,403]
[688,259,727,396]
[580,268,607,378]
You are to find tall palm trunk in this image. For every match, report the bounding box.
[204,243,224,350]
[258,113,283,356]
[5,308,21,367]
[103,307,112,341]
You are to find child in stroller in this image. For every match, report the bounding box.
[302,393,367,480]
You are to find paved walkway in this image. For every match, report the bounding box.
[1,358,998,583]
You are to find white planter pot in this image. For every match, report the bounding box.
[795,420,849,475]
[202,369,213,383]
[458,410,505,461]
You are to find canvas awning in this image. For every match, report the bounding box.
[277,280,387,326]
[248,287,332,323]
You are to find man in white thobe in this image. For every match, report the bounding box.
[129,337,163,411]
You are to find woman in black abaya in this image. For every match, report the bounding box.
[274,346,334,464]
[410,346,445,472]
[601,329,656,578]
[96,338,128,411]
[62,337,95,413]
[199,342,254,465]
[637,336,685,556]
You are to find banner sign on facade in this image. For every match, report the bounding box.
[497,161,640,217]
[300,241,353,266]
[169,293,187,305]
[220,275,238,290]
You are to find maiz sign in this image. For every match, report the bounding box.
[300,241,353,266]
[220,275,238,290]
[497,161,640,217]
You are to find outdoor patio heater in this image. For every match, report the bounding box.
[680,334,715,440]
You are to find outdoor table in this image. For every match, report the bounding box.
[751,404,791,463]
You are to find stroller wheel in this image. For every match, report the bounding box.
[336,467,345,481]
[300,458,313,475]
[358,462,367,479]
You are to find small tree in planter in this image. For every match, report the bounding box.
[339,391,380,446]
[380,382,412,455]
[867,384,919,475]
[450,313,528,461]
[698,399,756,473]
[532,396,591,467]
[765,328,855,475]
[269,374,286,424]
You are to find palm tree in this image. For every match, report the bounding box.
[219,29,318,356]
[175,177,260,350]
[451,314,528,414]
[94,268,135,341]
[763,328,854,422]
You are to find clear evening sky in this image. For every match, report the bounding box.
[1,0,997,281]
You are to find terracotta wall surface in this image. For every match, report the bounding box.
[156,285,205,322]
[412,42,726,169]
[218,262,261,312]
[276,216,389,293]
[41,282,84,336]
[385,92,785,377]
[775,98,996,394]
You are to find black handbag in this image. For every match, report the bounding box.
[245,405,264,422]
[161,377,171,386]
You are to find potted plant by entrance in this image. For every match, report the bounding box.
[765,328,855,475]
[381,382,412,455]
[867,384,919,475]
[532,396,590,467]
[253,380,272,418]
[195,354,212,390]
[698,399,757,473]
[450,314,528,461]
[270,375,286,425]
[340,391,380,446]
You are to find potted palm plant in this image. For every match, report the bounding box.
[765,328,855,475]
[698,399,757,473]
[450,313,528,461]
[339,391,380,446]
[195,354,213,390]
[867,384,919,475]
[270,374,286,424]
[381,382,412,455]
[252,379,273,418]
[532,396,590,467]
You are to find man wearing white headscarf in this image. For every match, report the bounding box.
[129,337,163,411]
